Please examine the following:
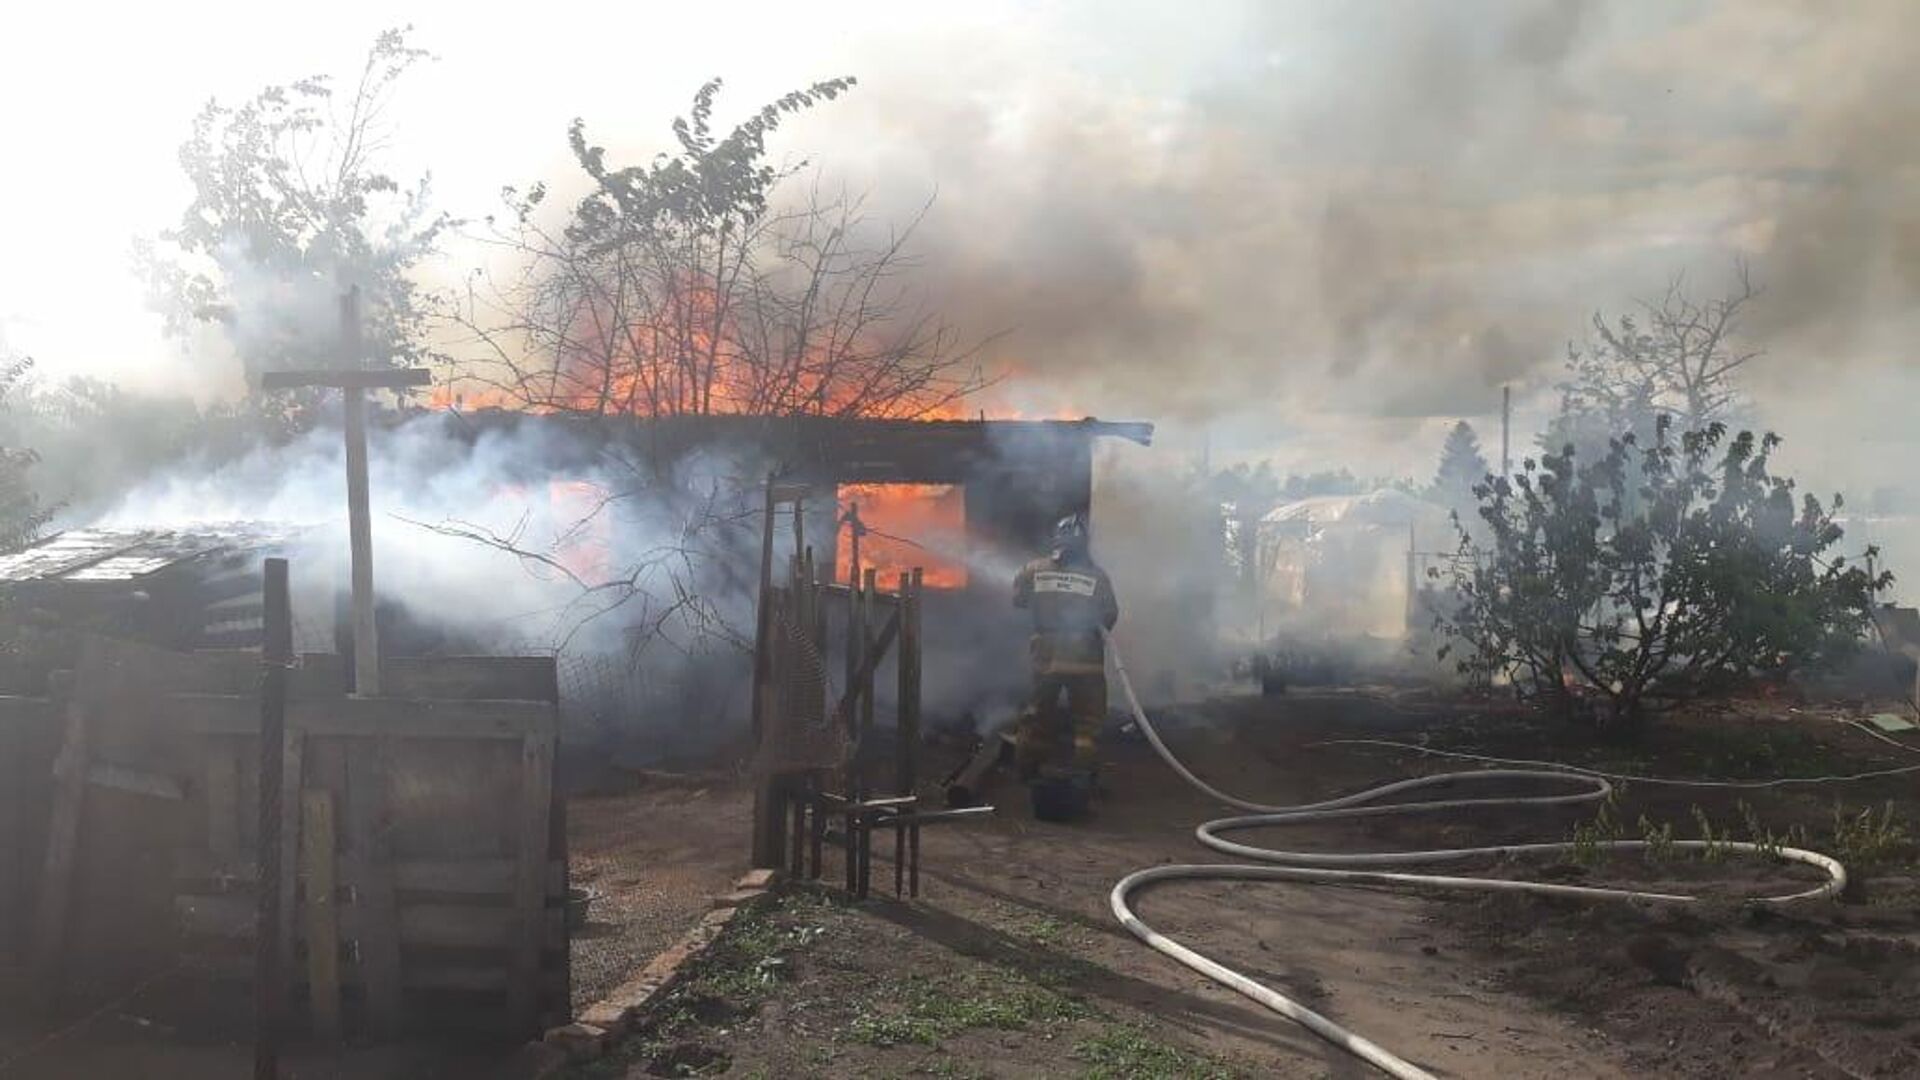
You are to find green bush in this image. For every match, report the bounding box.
[1437,418,1887,728]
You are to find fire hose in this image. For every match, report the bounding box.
[1100,630,1850,1080]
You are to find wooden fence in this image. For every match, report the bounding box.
[3,636,568,1040]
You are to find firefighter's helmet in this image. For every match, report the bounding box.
[1052,512,1089,555]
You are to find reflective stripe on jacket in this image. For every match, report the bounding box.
[1014,554,1118,674]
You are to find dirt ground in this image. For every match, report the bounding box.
[573,687,1920,1078]
[7,688,1919,1078]
[568,775,755,1009]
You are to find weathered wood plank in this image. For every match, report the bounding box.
[204,744,241,860]
[382,657,559,704]
[185,951,568,993]
[547,793,571,1026]
[176,855,568,897]
[176,893,565,950]
[86,761,185,800]
[300,790,341,1042]
[1,697,60,957]
[399,903,565,950]
[508,733,556,1034]
[345,740,404,1036]
[166,695,558,740]
[276,731,304,976]
[31,699,88,986]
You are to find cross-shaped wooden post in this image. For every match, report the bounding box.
[259,311,429,695]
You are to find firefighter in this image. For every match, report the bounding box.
[1012,512,1119,785]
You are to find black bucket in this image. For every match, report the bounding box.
[1030,773,1091,822]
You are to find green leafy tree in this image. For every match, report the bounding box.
[138,27,449,427]
[1279,468,1369,500]
[1542,269,1760,465]
[1200,461,1282,590]
[0,376,255,517]
[1430,420,1490,512]
[0,357,52,552]
[1437,419,1886,729]
[450,77,989,419]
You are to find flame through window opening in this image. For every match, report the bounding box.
[837,483,968,590]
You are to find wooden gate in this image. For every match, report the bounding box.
[18,636,568,1040]
[749,478,987,895]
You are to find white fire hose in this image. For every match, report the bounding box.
[1101,630,1849,1080]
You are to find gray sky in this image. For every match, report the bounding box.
[1,0,1914,492]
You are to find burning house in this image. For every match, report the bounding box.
[0,412,1152,731]
[449,410,1158,726]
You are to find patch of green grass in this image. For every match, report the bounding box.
[845,970,1090,1047]
[1830,801,1917,871]
[568,894,836,1078]
[683,896,829,1005]
[914,1056,991,1079]
[1073,1026,1242,1079]
[1018,914,1071,947]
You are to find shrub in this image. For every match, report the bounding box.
[1436,418,1887,729]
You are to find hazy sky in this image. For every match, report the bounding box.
[1,1,1915,491]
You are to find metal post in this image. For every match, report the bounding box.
[1405,522,1418,635]
[1501,384,1512,476]
[253,558,293,1080]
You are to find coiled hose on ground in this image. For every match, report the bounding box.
[1101,631,1850,1080]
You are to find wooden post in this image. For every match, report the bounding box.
[896,570,921,795]
[253,557,293,1080]
[508,733,555,1035]
[749,475,782,869]
[847,502,862,588]
[257,352,429,698]
[547,794,571,1027]
[301,790,341,1043]
[345,740,404,1036]
[31,691,88,992]
[342,383,379,696]
[903,569,923,897]
[859,568,878,797]
[812,549,829,663]
[790,774,808,879]
[844,519,862,710]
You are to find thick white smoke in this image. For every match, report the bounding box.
[92,412,745,655]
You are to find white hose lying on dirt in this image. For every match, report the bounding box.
[1101,631,1849,1080]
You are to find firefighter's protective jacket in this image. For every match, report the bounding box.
[1013,553,1119,675]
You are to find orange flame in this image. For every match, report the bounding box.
[838,483,969,590]
[547,479,614,584]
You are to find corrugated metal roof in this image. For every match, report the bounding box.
[0,524,303,583]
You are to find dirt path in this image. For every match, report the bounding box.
[568,778,753,1009]
[581,694,1643,1076]
[15,691,1911,1077]
[896,712,1633,1078]
[586,689,1920,1077]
